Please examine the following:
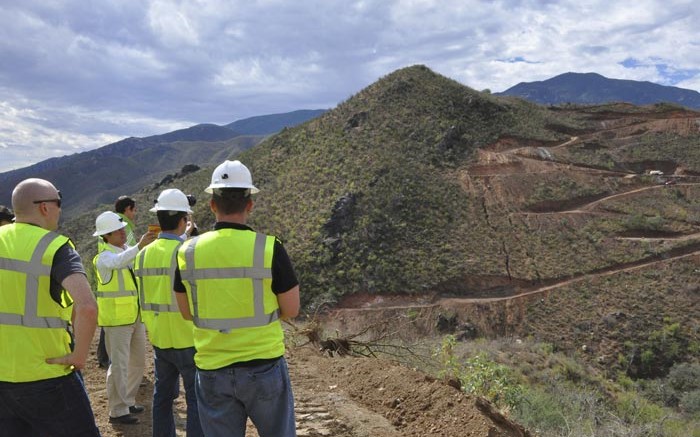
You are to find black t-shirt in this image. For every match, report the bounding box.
[173,222,298,295]
[50,242,87,304]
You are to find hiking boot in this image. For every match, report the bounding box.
[109,414,139,424]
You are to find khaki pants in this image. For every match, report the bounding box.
[104,321,146,417]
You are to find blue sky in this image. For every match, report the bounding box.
[1,0,698,172]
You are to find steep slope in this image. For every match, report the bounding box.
[498,72,700,109]
[239,65,578,304]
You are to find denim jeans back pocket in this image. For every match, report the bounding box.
[248,360,283,402]
[196,369,222,399]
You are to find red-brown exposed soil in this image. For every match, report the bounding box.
[84,331,528,437]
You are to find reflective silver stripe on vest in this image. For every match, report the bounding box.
[185,267,271,280]
[137,244,180,313]
[0,232,68,329]
[97,247,136,300]
[95,290,134,298]
[182,232,279,332]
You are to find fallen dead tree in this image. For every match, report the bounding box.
[285,309,432,363]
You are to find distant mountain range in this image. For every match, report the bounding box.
[0,109,326,216]
[497,72,700,109]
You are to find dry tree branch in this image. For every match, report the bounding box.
[285,304,436,367]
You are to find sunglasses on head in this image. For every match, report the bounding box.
[33,190,62,208]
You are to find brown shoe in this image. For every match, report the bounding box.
[109,414,139,424]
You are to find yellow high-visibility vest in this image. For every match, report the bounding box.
[93,245,139,326]
[117,213,137,247]
[134,237,194,349]
[0,223,74,382]
[177,229,283,369]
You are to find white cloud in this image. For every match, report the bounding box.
[148,1,200,47]
[0,97,190,172]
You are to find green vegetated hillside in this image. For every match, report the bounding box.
[246,66,582,303]
[64,65,700,368]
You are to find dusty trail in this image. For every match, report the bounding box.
[331,248,700,315]
[85,337,523,437]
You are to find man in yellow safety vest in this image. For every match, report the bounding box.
[134,188,203,437]
[0,178,100,436]
[174,160,300,437]
[93,210,156,424]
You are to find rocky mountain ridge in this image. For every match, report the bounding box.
[498,72,700,109]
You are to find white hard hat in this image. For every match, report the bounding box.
[93,211,127,236]
[205,160,259,194]
[150,188,193,213]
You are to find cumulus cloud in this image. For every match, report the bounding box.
[0,0,698,172]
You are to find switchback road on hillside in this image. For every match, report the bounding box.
[332,247,700,314]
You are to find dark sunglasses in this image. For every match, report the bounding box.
[33,190,63,208]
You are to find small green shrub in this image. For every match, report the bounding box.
[625,320,690,379]
[515,387,571,433]
[681,391,700,416]
[433,336,524,411]
[461,353,524,411]
[616,391,666,425]
[668,362,700,392]
[434,335,460,381]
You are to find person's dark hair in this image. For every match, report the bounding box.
[114,196,135,214]
[0,205,14,222]
[156,210,187,231]
[211,189,251,215]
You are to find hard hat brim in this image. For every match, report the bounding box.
[149,206,193,213]
[204,184,260,194]
[92,221,127,237]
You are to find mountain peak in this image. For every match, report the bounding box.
[498,72,700,108]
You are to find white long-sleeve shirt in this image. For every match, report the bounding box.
[95,243,140,284]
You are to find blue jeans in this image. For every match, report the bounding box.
[153,346,203,437]
[0,372,101,437]
[196,357,296,437]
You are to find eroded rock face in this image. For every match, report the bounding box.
[323,192,358,237]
